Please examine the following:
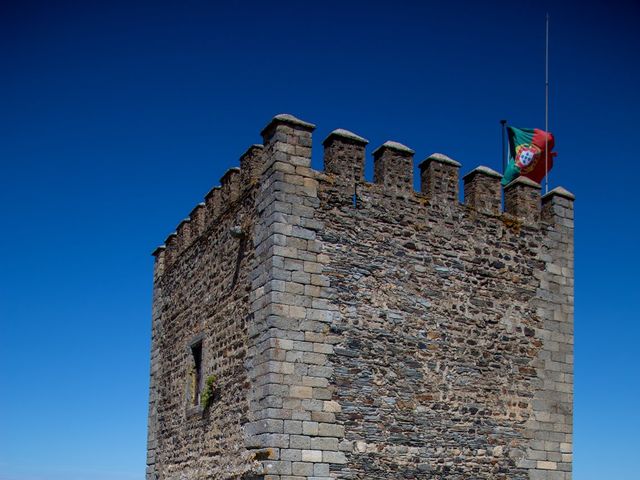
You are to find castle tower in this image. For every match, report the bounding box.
[147,114,574,480]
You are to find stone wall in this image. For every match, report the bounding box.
[317,167,540,479]
[244,115,346,479]
[147,114,574,480]
[524,188,574,477]
[312,129,573,480]
[147,153,263,480]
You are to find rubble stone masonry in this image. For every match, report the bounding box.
[147,114,574,480]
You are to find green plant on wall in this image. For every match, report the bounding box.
[200,375,217,410]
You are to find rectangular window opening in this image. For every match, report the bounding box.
[190,341,203,407]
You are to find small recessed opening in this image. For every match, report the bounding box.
[190,341,203,406]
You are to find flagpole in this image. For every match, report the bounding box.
[500,119,507,174]
[544,13,549,194]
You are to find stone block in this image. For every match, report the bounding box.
[310,437,339,450]
[301,449,323,462]
[317,423,344,438]
[290,386,313,399]
[302,421,319,436]
[290,435,311,449]
[322,451,347,464]
[292,461,315,476]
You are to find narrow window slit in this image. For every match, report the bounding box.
[190,341,203,406]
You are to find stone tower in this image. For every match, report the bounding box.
[147,114,574,480]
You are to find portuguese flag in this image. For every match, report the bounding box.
[502,126,556,186]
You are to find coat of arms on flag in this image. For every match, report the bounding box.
[502,126,556,186]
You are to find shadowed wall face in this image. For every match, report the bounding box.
[148,178,258,480]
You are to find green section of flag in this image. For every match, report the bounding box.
[502,126,535,186]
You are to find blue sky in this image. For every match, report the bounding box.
[1,1,638,479]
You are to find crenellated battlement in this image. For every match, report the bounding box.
[148,113,574,480]
[153,113,573,276]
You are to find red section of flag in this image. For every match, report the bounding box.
[525,129,556,184]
